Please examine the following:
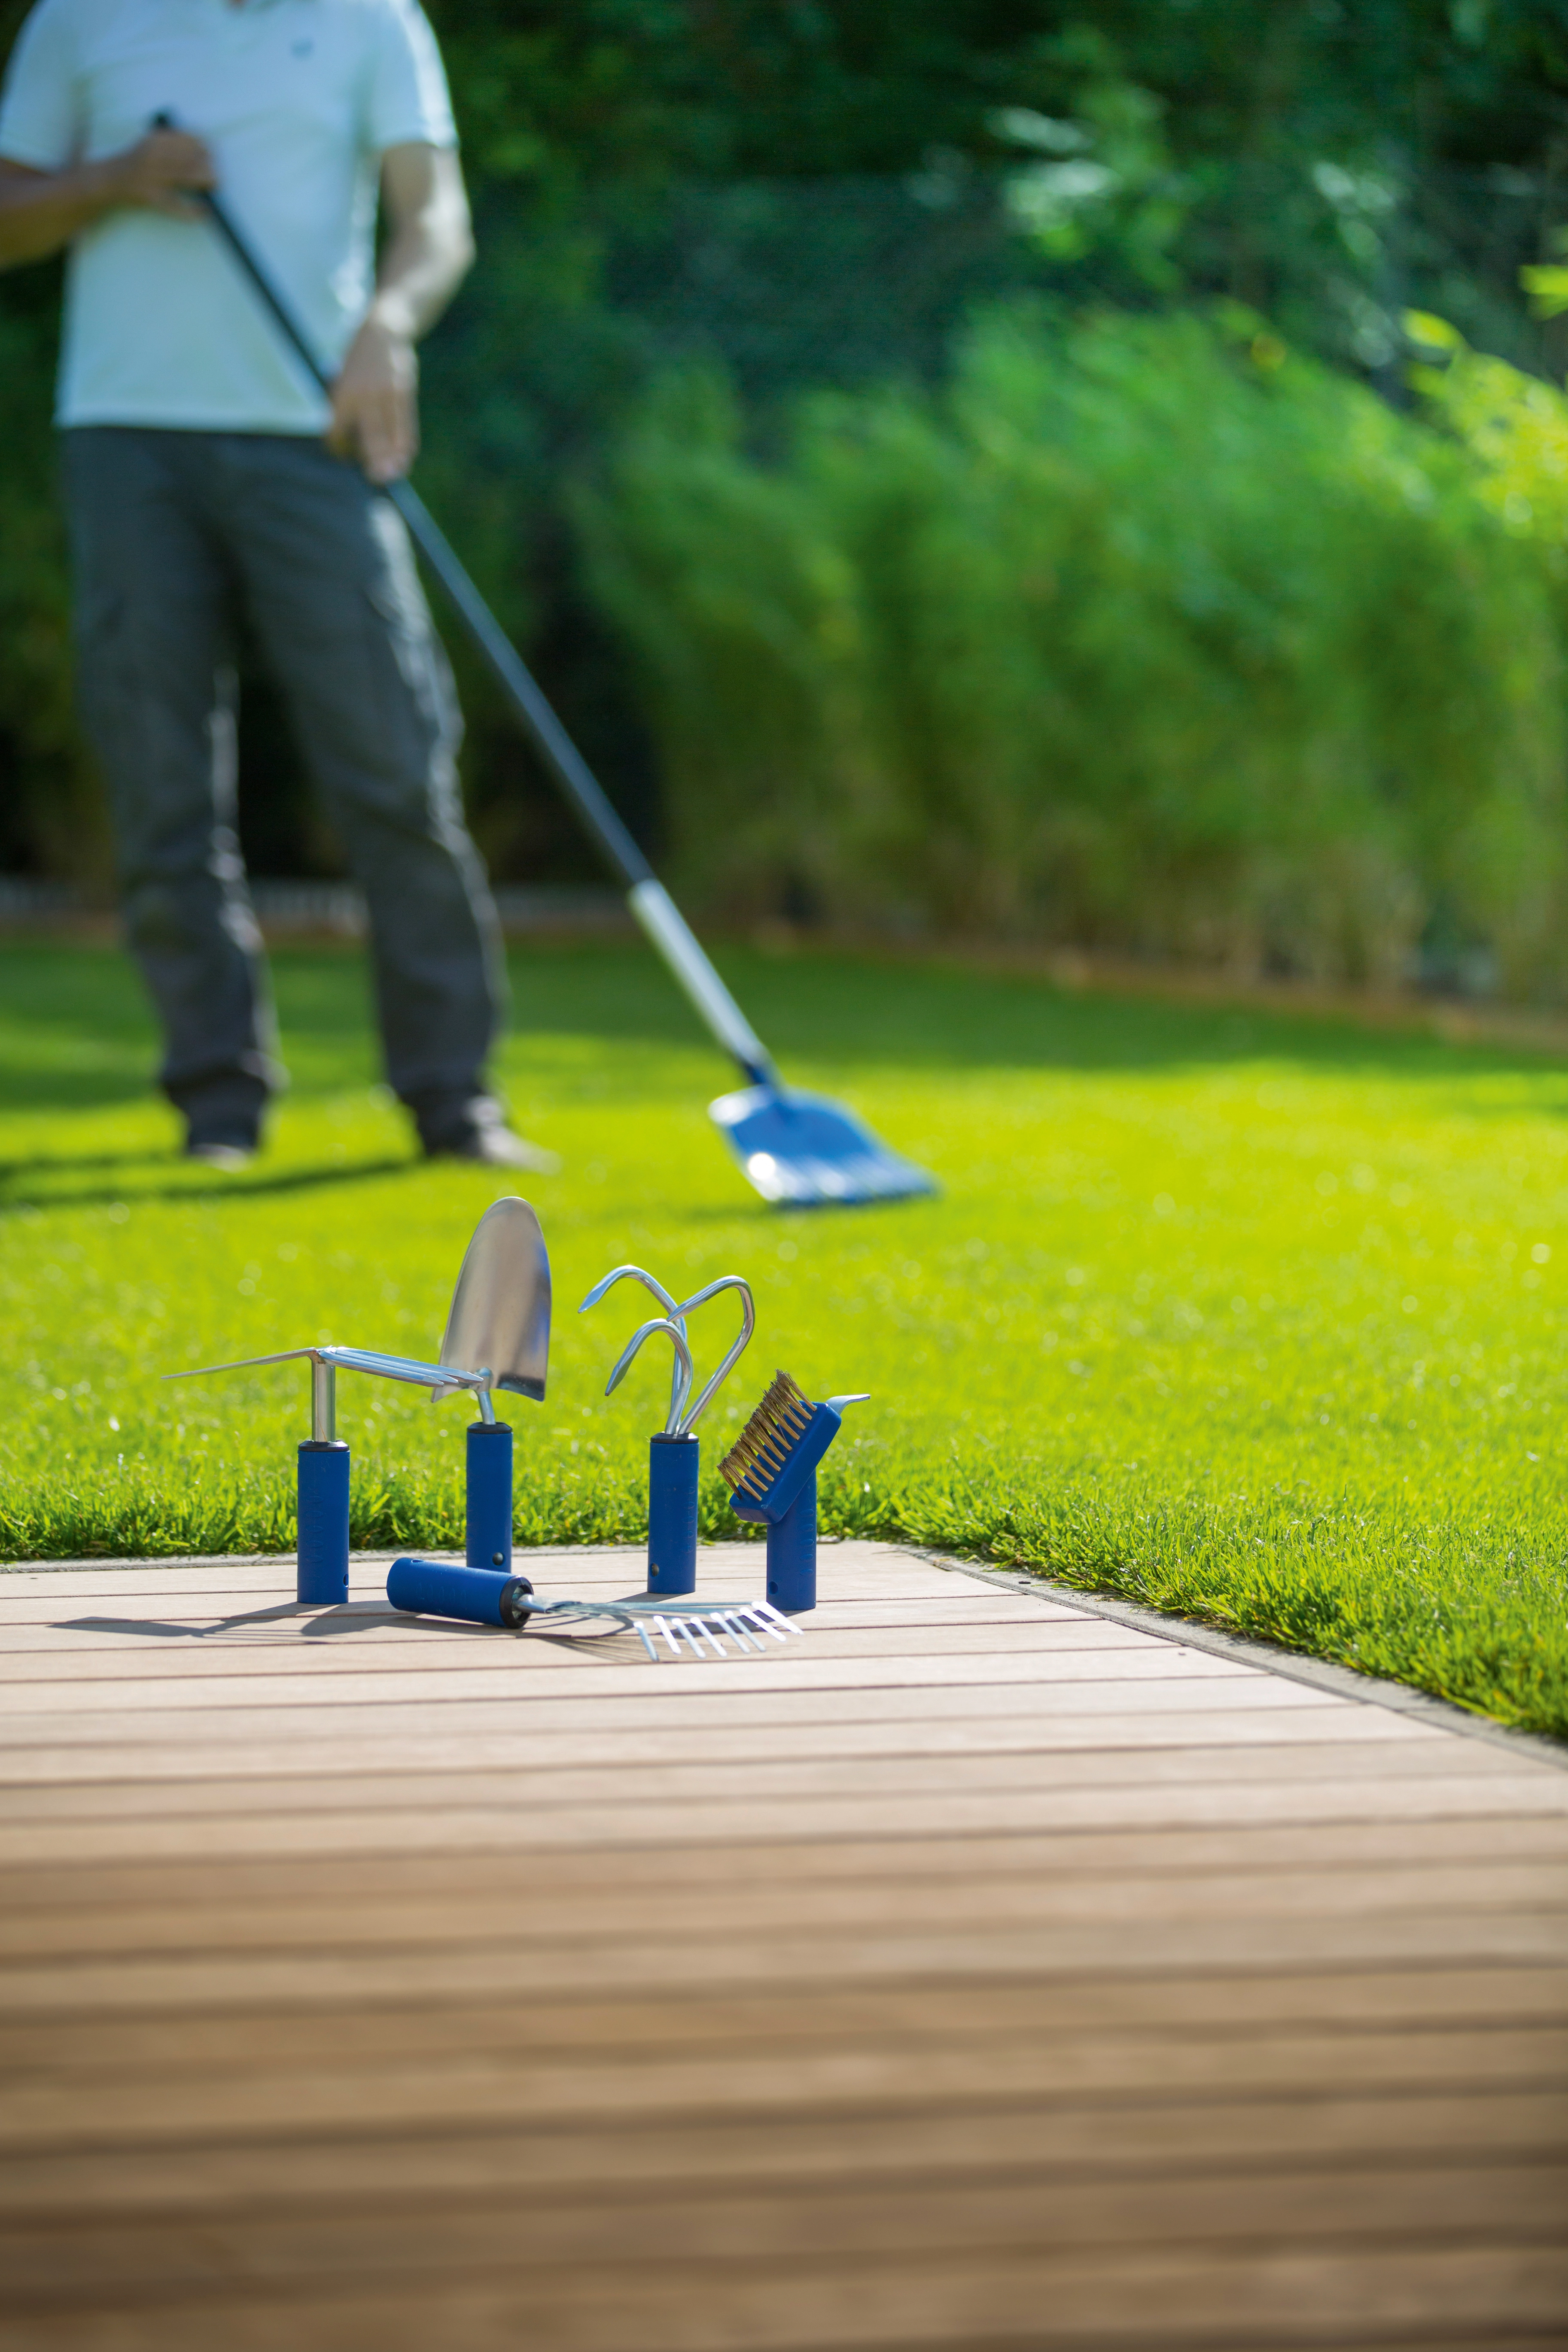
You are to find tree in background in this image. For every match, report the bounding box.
[1,0,1566,906]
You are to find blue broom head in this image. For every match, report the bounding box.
[719,1369,847,1527]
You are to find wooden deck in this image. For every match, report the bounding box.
[0,1540,1565,2351]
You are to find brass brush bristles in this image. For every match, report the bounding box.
[720,1370,814,1501]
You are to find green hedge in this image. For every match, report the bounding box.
[582,304,1568,991]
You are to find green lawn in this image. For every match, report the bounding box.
[3,935,1566,1737]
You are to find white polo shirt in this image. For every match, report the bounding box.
[0,0,457,432]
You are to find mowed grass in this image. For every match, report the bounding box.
[2,935,1567,1736]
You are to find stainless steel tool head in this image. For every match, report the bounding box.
[440,1197,551,1402]
[579,1265,754,1436]
[604,1315,694,1434]
[510,1590,803,1662]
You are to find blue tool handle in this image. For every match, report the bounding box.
[296,1440,350,1606]
[466,1419,513,1571]
[765,1473,818,1613]
[387,1557,533,1628]
[647,1432,699,1596]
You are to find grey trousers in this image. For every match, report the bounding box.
[62,427,505,1147]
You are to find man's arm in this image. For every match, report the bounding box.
[0,128,216,268]
[328,142,474,485]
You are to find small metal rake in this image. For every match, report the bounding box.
[512,1590,803,1664]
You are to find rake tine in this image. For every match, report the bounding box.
[679,1616,719,1659]
[652,1614,686,1661]
[691,1616,729,1656]
[737,1603,792,1644]
[630,1617,660,1663]
[714,1609,763,1653]
[752,1599,804,1639]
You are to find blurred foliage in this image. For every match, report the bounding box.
[583,305,1568,991]
[2,0,1568,952]
[1409,299,1568,562]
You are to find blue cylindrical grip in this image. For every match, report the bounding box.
[647,1433,699,1596]
[387,1557,528,1627]
[466,1419,514,1571]
[766,1473,818,1614]
[296,1440,350,1606]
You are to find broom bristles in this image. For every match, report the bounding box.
[720,1369,814,1500]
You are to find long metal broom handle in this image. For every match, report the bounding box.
[161,117,779,1091]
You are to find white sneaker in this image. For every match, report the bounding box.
[185,1139,256,1171]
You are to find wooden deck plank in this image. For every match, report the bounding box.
[0,1743,1547,1827]
[3,2243,1568,2352]
[5,2011,1565,2145]
[0,1582,1088,1630]
[6,2162,1567,2294]
[0,1710,1447,1784]
[0,1684,1364,1756]
[0,1719,1475,1806]
[0,1544,936,1605]
[1,1874,1563,2009]
[0,1620,1216,1688]
[0,1640,1261,1710]
[1,1912,1564,2023]
[2,1964,1562,2072]
[0,1743,1554,1830]
[1,1774,1563,1871]
[4,2086,1564,2217]
[6,1815,1565,1914]
[1,1858,1562,1970]
[0,1591,1090,1640]
[0,1538,1563,2349]
[0,1655,1353,1728]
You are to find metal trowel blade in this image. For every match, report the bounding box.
[440,1197,551,1401]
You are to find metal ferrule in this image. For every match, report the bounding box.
[311,1357,336,1444]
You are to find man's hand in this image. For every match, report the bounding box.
[326,144,472,484]
[0,128,217,270]
[329,312,419,485]
[105,128,217,219]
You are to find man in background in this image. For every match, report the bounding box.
[0,0,548,1170]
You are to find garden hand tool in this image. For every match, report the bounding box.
[515,1589,803,1659]
[167,1198,549,1603]
[163,123,936,1211]
[720,1372,868,1613]
[441,1199,551,1571]
[386,1559,801,1661]
[582,1267,755,1596]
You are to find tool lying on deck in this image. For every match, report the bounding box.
[167,1199,550,1604]
[162,121,936,1212]
[385,1561,803,1661]
[580,1265,754,1596]
[721,1372,868,1614]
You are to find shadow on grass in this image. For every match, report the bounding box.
[0,1154,414,1214]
